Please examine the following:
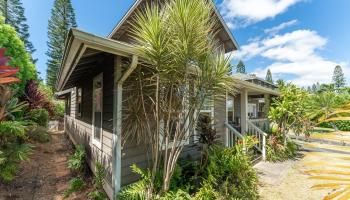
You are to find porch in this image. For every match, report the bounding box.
[224,74,280,160]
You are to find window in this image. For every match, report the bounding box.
[92,74,103,147]
[65,96,71,116]
[77,88,82,117]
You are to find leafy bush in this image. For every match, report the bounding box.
[53,100,65,119]
[202,145,259,200]
[27,126,51,143]
[26,108,49,127]
[24,80,54,116]
[68,145,86,173]
[0,143,33,182]
[0,121,26,145]
[319,121,350,131]
[63,177,86,197]
[266,139,298,162]
[88,162,108,200]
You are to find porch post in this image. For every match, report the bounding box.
[112,56,122,196]
[240,88,248,135]
[264,94,271,118]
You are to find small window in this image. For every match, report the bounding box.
[65,96,71,116]
[77,88,82,117]
[92,74,103,147]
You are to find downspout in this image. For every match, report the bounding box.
[113,55,138,198]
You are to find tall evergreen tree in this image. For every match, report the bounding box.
[332,65,346,90]
[265,69,273,83]
[0,0,36,60]
[236,60,246,74]
[46,0,77,89]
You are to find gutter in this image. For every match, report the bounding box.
[113,55,139,197]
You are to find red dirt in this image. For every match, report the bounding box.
[0,131,93,200]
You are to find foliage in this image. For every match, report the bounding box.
[88,162,107,200]
[24,80,54,116]
[266,137,298,162]
[63,177,86,198]
[118,165,149,199]
[269,83,311,143]
[27,125,51,143]
[26,108,49,127]
[46,0,77,89]
[68,145,85,173]
[201,145,259,200]
[0,143,33,182]
[125,0,235,196]
[333,65,346,90]
[265,69,273,83]
[0,0,36,58]
[52,100,65,119]
[0,121,26,145]
[0,17,36,92]
[236,60,246,74]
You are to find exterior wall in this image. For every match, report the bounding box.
[64,54,115,199]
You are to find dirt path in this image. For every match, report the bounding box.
[257,131,350,200]
[0,131,91,200]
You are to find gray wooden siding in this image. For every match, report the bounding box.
[65,116,114,199]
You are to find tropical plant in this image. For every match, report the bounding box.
[68,145,86,173]
[0,17,36,92]
[88,162,108,200]
[124,0,234,197]
[0,121,26,145]
[24,80,54,115]
[26,108,49,127]
[64,177,86,197]
[269,83,311,144]
[27,125,51,143]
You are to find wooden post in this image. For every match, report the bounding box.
[240,88,248,135]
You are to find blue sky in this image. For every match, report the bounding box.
[23,0,350,86]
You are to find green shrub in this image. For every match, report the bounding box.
[319,121,350,131]
[0,143,33,182]
[88,162,108,200]
[27,108,49,127]
[68,145,86,173]
[266,139,298,162]
[202,145,259,200]
[194,182,220,200]
[27,126,51,143]
[52,100,65,119]
[63,177,86,197]
[0,121,26,145]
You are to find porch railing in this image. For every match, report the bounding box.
[225,122,244,148]
[249,118,269,132]
[247,120,267,160]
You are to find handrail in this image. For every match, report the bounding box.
[225,122,244,148]
[247,120,267,160]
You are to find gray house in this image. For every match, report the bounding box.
[55,0,279,199]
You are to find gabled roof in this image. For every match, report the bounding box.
[108,0,239,53]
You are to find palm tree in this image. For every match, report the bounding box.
[123,0,235,197]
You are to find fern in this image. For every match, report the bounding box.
[0,121,26,143]
[88,191,108,200]
[64,177,86,197]
[68,145,85,172]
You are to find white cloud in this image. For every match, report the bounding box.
[234,29,349,86]
[264,19,298,35]
[220,0,302,28]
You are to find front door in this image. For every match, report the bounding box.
[92,73,103,147]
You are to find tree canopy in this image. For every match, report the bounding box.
[0,0,36,61]
[236,60,246,74]
[46,0,77,90]
[265,69,273,83]
[0,17,36,92]
[333,65,346,90]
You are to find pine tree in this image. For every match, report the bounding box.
[0,0,36,61]
[236,60,246,74]
[265,69,273,83]
[46,0,77,89]
[332,65,346,90]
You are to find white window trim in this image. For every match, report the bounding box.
[92,73,103,149]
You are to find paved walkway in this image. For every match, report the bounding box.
[257,131,350,200]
